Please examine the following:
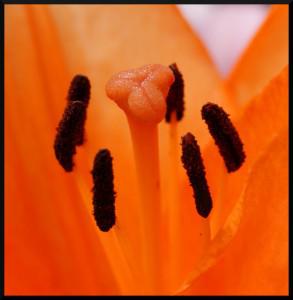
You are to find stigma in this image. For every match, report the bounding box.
[105,64,174,123]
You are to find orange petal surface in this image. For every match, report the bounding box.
[180,128,288,295]
[5,6,121,295]
[226,5,288,106]
[5,4,224,294]
[205,65,288,235]
[175,65,288,295]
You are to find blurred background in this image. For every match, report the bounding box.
[178,5,269,76]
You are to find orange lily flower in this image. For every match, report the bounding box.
[5,4,288,295]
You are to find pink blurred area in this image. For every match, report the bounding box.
[178,5,270,77]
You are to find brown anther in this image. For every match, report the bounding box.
[181,132,213,218]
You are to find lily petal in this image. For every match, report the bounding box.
[179,128,288,295]
[5,5,122,294]
[226,4,288,106]
[5,4,224,294]
[205,65,288,235]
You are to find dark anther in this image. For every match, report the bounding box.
[91,149,116,232]
[181,133,213,218]
[54,101,87,172]
[54,75,91,171]
[165,63,184,122]
[67,74,91,105]
[201,102,246,173]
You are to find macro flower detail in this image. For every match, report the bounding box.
[5,4,288,296]
[54,63,245,226]
[53,61,245,293]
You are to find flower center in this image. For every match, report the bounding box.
[53,64,246,294]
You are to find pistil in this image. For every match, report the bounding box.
[106,64,174,293]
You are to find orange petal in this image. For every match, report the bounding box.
[205,65,288,235]
[179,128,288,295]
[226,4,288,106]
[5,5,120,295]
[5,4,224,294]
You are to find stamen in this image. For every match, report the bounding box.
[165,63,184,122]
[67,74,91,105]
[164,64,184,279]
[181,132,213,218]
[201,102,246,172]
[54,75,91,171]
[54,101,87,172]
[91,149,116,232]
